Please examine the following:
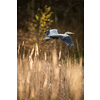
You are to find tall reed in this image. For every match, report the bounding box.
[17,44,84,100]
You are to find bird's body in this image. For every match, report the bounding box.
[43,29,74,46]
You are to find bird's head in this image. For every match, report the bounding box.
[64,31,74,35]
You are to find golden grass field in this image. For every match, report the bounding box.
[17,44,84,100]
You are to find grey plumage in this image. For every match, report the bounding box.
[45,29,74,46]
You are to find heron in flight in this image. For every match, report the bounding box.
[42,29,74,46]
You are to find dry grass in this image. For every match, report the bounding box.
[17,44,84,100]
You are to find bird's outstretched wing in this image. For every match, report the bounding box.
[44,37,51,40]
[60,35,74,46]
[40,37,52,45]
[45,29,58,36]
[50,35,74,46]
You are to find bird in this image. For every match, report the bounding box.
[42,29,74,46]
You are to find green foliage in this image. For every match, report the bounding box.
[71,50,84,64]
[64,50,84,65]
[72,50,84,58]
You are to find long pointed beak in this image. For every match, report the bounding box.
[68,32,74,34]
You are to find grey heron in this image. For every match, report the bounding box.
[42,29,74,46]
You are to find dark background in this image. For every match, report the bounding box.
[17,0,84,59]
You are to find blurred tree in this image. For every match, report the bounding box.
[17,0,84,58]
[28,5,53,49]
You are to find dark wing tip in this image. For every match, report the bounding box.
[60,35,74,46]
[69,43,74,46]
[45,30,50,35]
